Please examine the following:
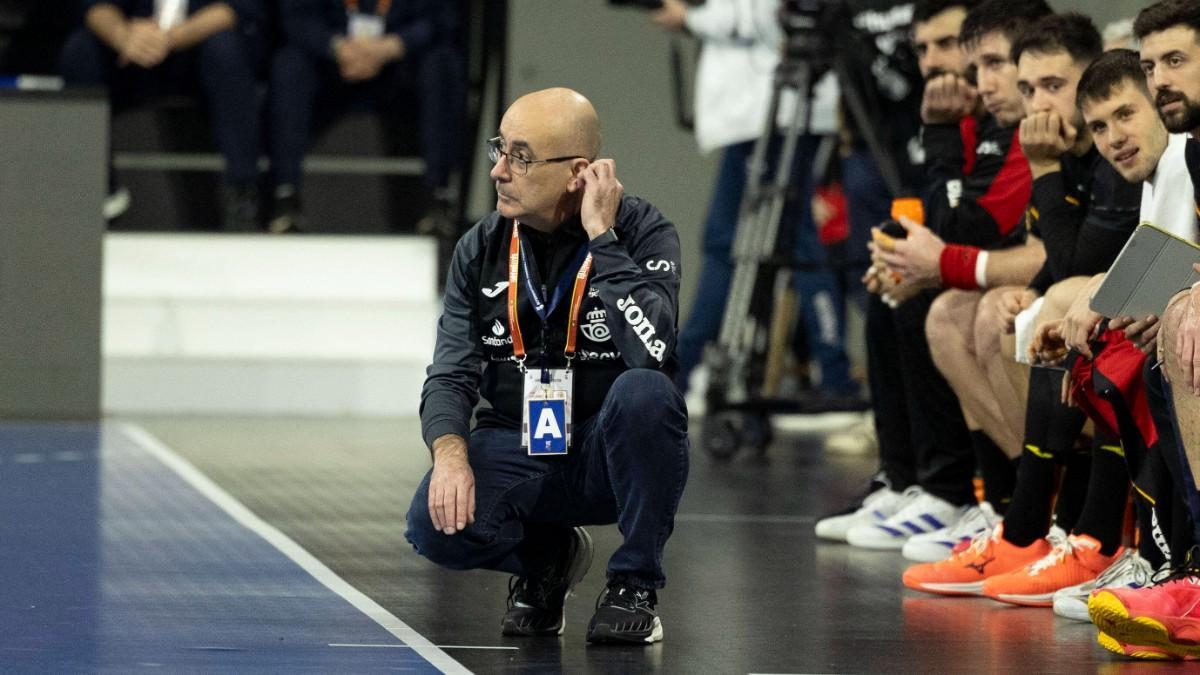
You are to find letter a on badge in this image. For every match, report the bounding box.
[527,398,567,455]
[534,407,562,439]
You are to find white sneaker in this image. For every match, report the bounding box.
[815,482,906,542]
[846,488,967,550]
[103,186,131,221]
[1051,549,1156,621]
[901,502,1000,562]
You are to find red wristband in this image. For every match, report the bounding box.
[940,244,981,290]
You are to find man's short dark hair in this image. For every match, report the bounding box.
[913,0,978,25]
[1076,49,1154,111]
[1133,0,1200,41]
[1010,13,1103,67]
[959,0,1052,51]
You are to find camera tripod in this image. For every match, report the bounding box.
[699,0,908,459]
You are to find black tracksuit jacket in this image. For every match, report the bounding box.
[420,195,682,449]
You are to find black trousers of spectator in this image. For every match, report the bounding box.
[59,27,262,186]
[268,42,464,192]
[867,289,976,505]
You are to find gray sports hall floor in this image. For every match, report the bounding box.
[114,414,1172,674]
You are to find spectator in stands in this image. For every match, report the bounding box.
[267,0,463,234]
[59,0,266,231]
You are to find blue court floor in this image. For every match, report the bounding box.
[0,422,465,673]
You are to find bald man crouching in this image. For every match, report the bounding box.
[405,88,689,644]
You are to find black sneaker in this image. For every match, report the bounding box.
[223,182,260,232]
[585,583,662,644]
[501,527,593,636]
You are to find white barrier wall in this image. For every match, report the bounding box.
[102,233,440,417]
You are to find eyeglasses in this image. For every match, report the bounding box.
[487,137,586,176]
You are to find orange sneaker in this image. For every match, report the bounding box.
[982,534,1121,607]
[902,524,1053,596]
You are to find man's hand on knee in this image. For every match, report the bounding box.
[429,434,475,535]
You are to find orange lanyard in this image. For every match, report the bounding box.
[345,0,391,16]
[507,223,593,371]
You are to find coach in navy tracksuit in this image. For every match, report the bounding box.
[266,0,462,232]
[60,0,265,229]
[405,88,689,645]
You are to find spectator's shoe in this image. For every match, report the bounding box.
[982,533,1119,607]
[1096,632,1194,660]
[846,488,963,550]
[1089,547,1200,659]
[814,475,904,542]
[416,190,459,239]
[269,186,304,234]
[586,583,662,644]
[902,524,1055,596]
[103,185,131,221]
[902,501,999,562]
[1052,549,1155,622]
[223,182,260,232]
[501,527,593,637]
[823,412,878,456]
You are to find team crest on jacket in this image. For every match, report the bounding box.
[580,308,611,342]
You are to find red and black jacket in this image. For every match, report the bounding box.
[922,115,1032,289]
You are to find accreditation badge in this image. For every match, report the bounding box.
[521,369,573,455]
[348,12,385,38]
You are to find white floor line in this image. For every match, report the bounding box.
[118,423,470,675]
[675,513,815,525]
[330,644,518,651]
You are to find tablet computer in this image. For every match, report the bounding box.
[1090,223,1200,319]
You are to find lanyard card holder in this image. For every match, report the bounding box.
[522,368,573,455]
[348,12,385,38]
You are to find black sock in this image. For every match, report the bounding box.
[1055,447,1091,534]
[1071,433,1131,555]
[1003,368,1073,547]
[971,430,1016,514]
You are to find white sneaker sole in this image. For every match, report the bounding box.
[914,581,985,595]
[993,591,1055,606]
[1052,596,1090,622]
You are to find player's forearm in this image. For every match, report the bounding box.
[168,3,237,51]
[86,4,131,52]
[985,240,1046,288]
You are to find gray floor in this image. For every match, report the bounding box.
[129,415,1183,674]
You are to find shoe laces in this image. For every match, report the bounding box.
[507,574,554,610]
[598,583,656,612]
[946,503,997,540]
[859,485,898,512]
[1095,550,1152,588]
[958,524,1000,559]
[1154,545,1200,586]
[886,489,950,524]
[1027,529,1072,576]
